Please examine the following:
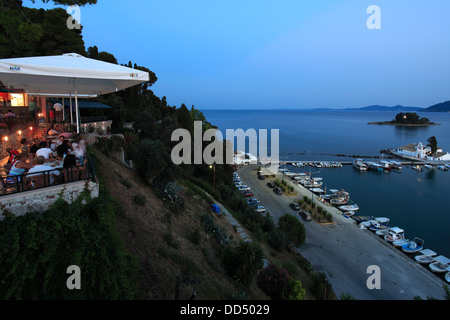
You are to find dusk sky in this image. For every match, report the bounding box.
[25,0,450,110]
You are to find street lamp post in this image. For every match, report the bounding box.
[210,164,216,188]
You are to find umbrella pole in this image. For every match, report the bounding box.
[75,88,79,134]
[70,93,73,126]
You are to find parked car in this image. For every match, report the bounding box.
[238,185,251,191]
[247,198,260,204]
[242,191,254,197]
[267,182,275,188]
[254,205,266,213]
[290,202,301,211]
[299,211,312,221]
[258,174,266,180]
[273,187,282,195]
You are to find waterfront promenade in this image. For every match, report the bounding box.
[237,165,447,300]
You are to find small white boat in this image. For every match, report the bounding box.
[429,256,450,273]
[353,159,368,171]
[390,161,403,170]
[393,239,410,249]
[401,237,424,254]
[415,249,437,265]
[340,204,360,212]
[376,229,390,237]
[384,227,405,242]
[437,165,448,171]
[424,164,435,170]
[366,217,390,231]
[412,165,423,172]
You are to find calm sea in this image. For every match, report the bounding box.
[202,109,450,258]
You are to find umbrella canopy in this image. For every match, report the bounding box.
[0,53,149,132]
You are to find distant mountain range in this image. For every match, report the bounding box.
[310,101,450,112]
[425,100,450,112]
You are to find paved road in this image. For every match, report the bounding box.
[237,165,447,300]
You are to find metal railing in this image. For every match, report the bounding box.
[0,157,96,197]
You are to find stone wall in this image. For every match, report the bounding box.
[0,181,99,219]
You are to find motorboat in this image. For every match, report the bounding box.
[367,162,384,172]
[412,165,423,172]
[384,227,405,242]
[437,165,448,171]
[390,161,403,170]
[401,237,424,254]
[429,256,450,273]
[353,159,368,171]
[424,164,435,170]
[310,188,325,194]
[393,239,410,249]
[367,218,390,232]
[415,249,437,265]
[376,229,390,237]
[329,190,351,205]
[302,177,323,188]
[379,161,392,170]
[360,220,377,230]
[339,204,360,212]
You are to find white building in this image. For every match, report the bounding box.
[395,142,450,161]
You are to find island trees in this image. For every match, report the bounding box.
[427,136,438,155]
[393,112,432,125]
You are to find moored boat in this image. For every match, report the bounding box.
[339,204,360,212]
[379,161,392,170]
[429,256,450,273]
[368,217,390,232]
[412,165,423,172]
[390,161,403,170]
[401,237,424,254]
[415,249,437,265]
[393,239,410,249]
[437,165,448,171]
[384,227,405,242]
[353,159,368,171]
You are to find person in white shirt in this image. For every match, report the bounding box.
[53,103,63,123]
[28,156,60,185]
[36,142,55,160]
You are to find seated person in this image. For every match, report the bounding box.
[36,141,55,160]
[28,156,61,185]
[20,138,30,154]
[30,138,41,156]
[63,154,78,168]
[5,153,33,184]
[47,124,59,136]
[56,140,71,158]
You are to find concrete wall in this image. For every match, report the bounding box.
[0,181,99,219]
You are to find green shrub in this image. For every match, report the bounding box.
[281,278,305,300]
[278,215,306,248]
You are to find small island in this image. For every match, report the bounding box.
[368,112,440,126]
